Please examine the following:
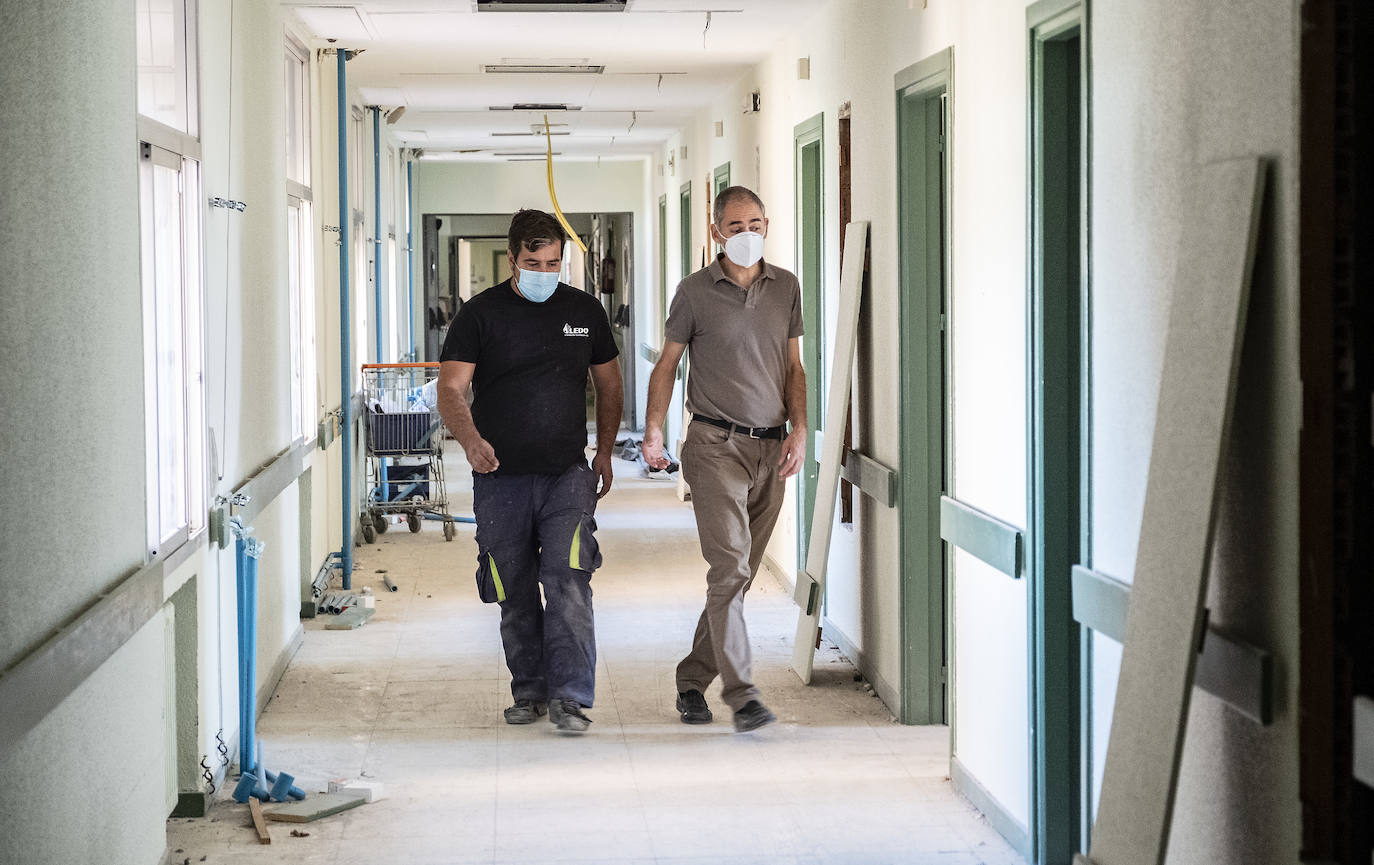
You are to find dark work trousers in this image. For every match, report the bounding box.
[472,462,602,708]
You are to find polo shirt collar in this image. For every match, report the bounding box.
[709,253,776,288]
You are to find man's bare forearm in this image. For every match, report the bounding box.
[784,362,807,432]
[593,373,624,458]
[645,360,676,433]
[437,384,479,445]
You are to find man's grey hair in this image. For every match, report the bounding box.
[712,185,767,226]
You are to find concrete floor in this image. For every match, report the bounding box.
[167,447,1025,865]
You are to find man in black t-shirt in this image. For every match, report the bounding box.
[437,209,622,734]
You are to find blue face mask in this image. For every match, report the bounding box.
[516,268,559,303]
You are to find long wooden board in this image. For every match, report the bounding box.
[1077,157,1265,865]
[791,221,869,683]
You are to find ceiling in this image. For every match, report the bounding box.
[282,0,831,161]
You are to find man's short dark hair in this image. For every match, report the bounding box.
[712,186,767,226]
[508,209,568,256]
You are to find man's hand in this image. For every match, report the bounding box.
[460,434,499,473]
[591,451,614,498]
[642,424,669,469]
[778,426,807,479]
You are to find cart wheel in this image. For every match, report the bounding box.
[361,521,377,544]
[443,518,456,542]
[407,513,422,533]
[373,512,388,534]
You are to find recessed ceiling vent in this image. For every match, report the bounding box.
[484,63,604,74]
[476,0,628,12]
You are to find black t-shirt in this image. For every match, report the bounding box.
[441,280,618,476]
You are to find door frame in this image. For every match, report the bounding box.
[794,113,825,573]
[658,194,668,339]
[713,161,731,199]
[1027,0,1092,860]
[895,48,953,726]
[679,181,692,279]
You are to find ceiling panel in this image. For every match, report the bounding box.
[284,0,829,160]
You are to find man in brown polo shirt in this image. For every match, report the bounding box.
[643,185,807,732]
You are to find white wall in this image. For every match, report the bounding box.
[0,3,183,862]
[1090,1,1301,862]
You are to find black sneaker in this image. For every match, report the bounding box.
[732,700,776,733]
[675,689,713,724]
[503,699,547,725]
[549,699,592,733]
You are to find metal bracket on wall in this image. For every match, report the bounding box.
[839,448,896,508]
[939,495,1024,579]
[1070,565,1274,725]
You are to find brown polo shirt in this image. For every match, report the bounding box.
[664,254,804,429]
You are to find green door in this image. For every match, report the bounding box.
[680,182,693,278]
[659,195,668,333]
[1028,1,1088,860]
[712,161,730,199]
[794,114,824,572]
[896,52,951,726]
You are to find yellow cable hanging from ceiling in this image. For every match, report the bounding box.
[544,114,587,254]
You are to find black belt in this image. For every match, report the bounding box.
[693,415,785,440]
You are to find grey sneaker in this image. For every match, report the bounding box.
[503,699,547,725]
[675,689,713,724]
[549,699,592,733]
[732,700,776,733]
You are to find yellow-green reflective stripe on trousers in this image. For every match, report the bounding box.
[489,554,506,602]
[569,523,582,570]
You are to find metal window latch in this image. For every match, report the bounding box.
[215,492,250,508]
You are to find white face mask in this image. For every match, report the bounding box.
[722,231,765,268]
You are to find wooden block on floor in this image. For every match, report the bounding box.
[263,792,367,823]
[248,797,272,844]
[324,607,375,630]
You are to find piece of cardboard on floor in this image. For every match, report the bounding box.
[263,792,367,823]
[790,221,869,684]
[327,777,386,802]
[324,607,375,630]
[1082,157,1265,865]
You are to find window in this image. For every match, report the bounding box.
[136,0,198,135]
[287,199,317,440]
[138,0,202,557]
[285,40,310,187]
[139,146,204,554]
[286,37,316,441]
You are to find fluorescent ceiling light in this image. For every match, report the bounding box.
[488,103,582,111]
[491,131,571,136]
[484,64,604,74]
[477,1,628,11]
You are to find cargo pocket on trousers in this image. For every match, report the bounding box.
[568,513,602,573]
[475,550,507,604]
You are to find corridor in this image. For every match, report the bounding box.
[168,449,1021,865]
[5,1,1364,863]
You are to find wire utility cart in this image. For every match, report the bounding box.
[361,363,456,542]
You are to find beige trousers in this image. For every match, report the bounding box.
[675,420,786,711]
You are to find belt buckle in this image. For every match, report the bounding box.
[747,426,762,439]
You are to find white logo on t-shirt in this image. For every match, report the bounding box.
[563,323,590,337]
